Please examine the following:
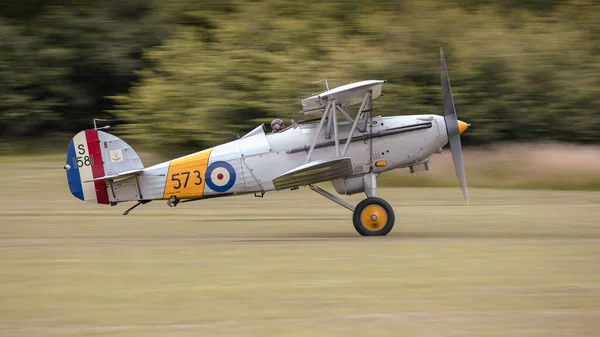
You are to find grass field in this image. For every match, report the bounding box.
[1,158,600,336]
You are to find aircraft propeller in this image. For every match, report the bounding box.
[440,47,470,204]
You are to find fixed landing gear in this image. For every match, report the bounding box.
[352,197,395,236]
[309,181,395,236]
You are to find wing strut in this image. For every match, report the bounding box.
[341,91,371,157]
[305,100,332,163]
[305,88,374,163]
[332,99,340,156]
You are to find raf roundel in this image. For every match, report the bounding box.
[205,161,236,193]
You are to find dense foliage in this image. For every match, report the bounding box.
[1,1,599,151]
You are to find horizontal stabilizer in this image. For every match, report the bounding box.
[273,157,354,190]
[83,169,143,183]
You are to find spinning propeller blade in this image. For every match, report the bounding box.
[440,47,469,204]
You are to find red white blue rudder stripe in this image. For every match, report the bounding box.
[65,130,109,204]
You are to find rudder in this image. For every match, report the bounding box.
[65,129,143,204]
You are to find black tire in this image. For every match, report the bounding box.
[352,197,395,236]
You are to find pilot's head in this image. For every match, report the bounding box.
[271,119,285,132]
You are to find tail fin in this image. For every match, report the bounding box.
[65,129,143,204]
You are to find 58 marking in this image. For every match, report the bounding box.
[72,144,94,168]
[171,170,202,189]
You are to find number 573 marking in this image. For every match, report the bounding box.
[171,170,202,189]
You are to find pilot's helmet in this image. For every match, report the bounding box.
[271,118,285,132]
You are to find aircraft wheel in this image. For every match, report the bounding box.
[353,197,395,236]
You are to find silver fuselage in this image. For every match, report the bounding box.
[110,115,449,202]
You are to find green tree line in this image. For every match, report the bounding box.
[1,0,599,152]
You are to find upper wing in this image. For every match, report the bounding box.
[301,80,385,114]
[272,157,354,190]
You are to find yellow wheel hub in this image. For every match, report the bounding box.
[360,205,388,231]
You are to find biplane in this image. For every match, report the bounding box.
[64,49,469,236]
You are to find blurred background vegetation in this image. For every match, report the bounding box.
[1,0,599,154]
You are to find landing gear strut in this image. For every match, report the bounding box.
[310,184,395,236]
[352,197,395,236]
